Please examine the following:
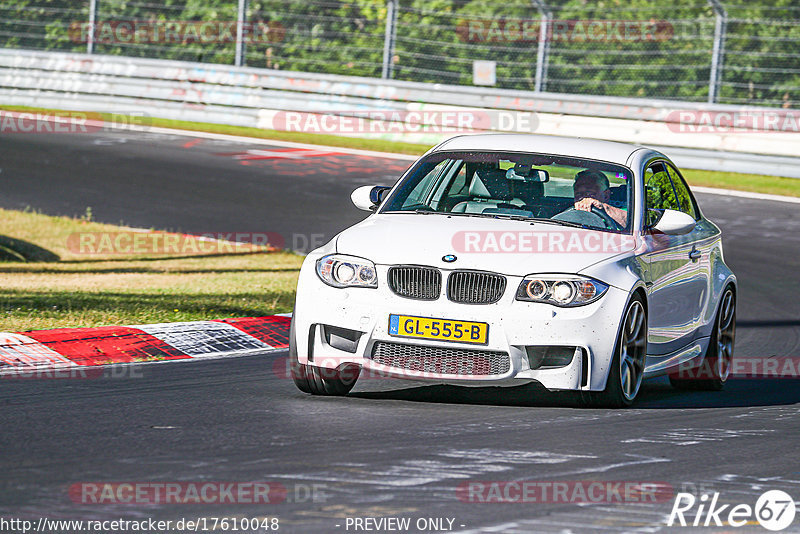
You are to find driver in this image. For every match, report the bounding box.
[572,169,627,227]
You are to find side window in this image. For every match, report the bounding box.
[644,162,679,227]
[666,164,699,220]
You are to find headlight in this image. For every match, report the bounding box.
[515,275,608,307]
[316,254,378,288]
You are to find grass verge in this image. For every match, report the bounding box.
[0,207,302,331]
[3,105,799,198]
[681,169,800,198]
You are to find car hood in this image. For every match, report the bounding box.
[335,213,636,276]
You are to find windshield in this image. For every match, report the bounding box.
[380,151,634,233]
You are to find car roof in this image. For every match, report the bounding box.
[433,134,649,167]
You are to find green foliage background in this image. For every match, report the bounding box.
[2,0,797,107]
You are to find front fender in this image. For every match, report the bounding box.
[579,251,648,301]
[579,252,648,391]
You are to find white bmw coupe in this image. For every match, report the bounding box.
[289,134,737,407]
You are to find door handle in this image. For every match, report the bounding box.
[689,248,701,262]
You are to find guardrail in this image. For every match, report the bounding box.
[2,48,799,177]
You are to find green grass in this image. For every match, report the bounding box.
[681,169,800,198]
[3,104,798,197]
[0,208,302,331]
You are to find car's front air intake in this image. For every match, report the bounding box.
[447,271,507,304]
[387,266,442,300]
[371,341,510,376]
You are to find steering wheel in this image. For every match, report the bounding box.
[521,201,555,218]
[552,205,622,230]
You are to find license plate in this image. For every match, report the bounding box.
[388,314,488,345]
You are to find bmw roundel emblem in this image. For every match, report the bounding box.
[442,254,457,263]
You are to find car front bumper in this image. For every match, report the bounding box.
[293,259,630,392]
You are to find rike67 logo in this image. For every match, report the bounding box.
[668,490,796,531]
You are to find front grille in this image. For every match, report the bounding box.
[388,266,441,300]
[371,341,510,376]
[447,271,507,304]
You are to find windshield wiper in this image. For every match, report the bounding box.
[487,214,591,228]
[525,217,590,229]
[482,213,534,222]
[437,212,493,219]
[383,208,438,214]
[401,211,591,229]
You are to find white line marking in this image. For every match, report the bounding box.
[693,185,800,204]
[94,121,420,161]
[105,122,800,204]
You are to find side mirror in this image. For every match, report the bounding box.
[351,185,391,212]
[651,209,696,235]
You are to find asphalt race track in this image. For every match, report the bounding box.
[1,126,800,533]
[0,128,414,252]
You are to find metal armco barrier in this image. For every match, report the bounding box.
[2,48,799,178]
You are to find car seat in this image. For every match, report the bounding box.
[451,168,526,214]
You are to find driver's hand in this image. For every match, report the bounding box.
[575,197,605,213]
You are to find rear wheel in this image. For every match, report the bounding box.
[289,319,359,396]
[585,295,647,408]
[669,287,735,391]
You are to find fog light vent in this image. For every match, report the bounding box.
[323,325,362,353]
[526,346,578,370]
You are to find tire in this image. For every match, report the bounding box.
[585,294,647,408]
[288,318,359,396]
[669,286,735,391]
